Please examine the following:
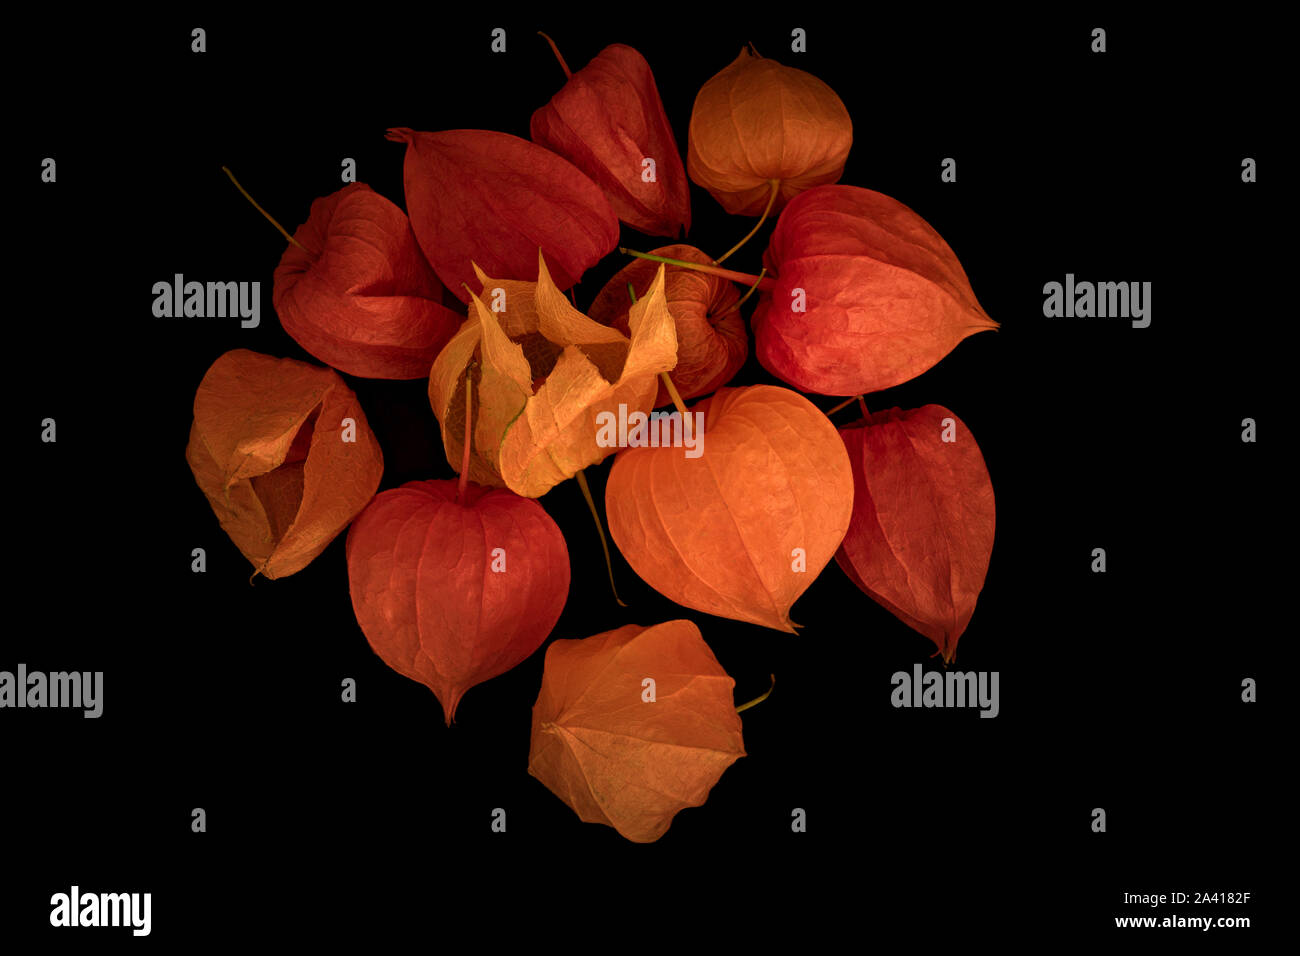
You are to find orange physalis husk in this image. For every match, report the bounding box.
[528,619,745,843]
[428,250,678,498]
[687,48,852,216]
[605,385,853,631]
[186,349,383,579]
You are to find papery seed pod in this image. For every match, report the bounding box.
[835,405,995,662]
[753,185,998,395]
[347,479,570,724]
[428,252,678,498]
[532,42,690,238]
[186,349,383,578]
[386,128,619,302]
[588,244,744,405]
[687,48,851,216]
[272,183,463,380]
[529,620,744,842]
[605,385,853,632]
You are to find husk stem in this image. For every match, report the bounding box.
[713,179,780,265]
[538,32,572,79]
[825,395,864,416]
[618,248,775,291]
[736,674,776,713]
[575,469,626,607]
[713,267,767,319]
[221,166,307,251]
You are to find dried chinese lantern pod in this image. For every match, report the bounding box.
[386,127,620,303]
[346,479,570,725]
[428,252,678,498]
[528,620,745,843]
[588,244,745,405]
[605,385,854,632]
[185,349,383,579]
[835,405,995,663]
[753,184,999,396]
[687,48,852,217]
[271,183,464,380]
[531,43,691,238]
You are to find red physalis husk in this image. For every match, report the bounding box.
[753,185,998,396]
[835,405,995,663]
[273,183,463,380]
[588,244,744,405]
[532,43,690,238]
[346,478,570,724]
[386,128,619,302]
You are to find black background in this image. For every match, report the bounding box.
[7,10,1281,944]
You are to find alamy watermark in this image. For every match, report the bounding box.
[1043,274,1151,328]
[50,886,150,936]
[595,404,704,458]
[0,664,102,717]
[890,663,999,718]
[152,274,260,328]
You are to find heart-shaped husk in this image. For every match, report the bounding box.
[753,184,998,396]
[346,478,570,724]
[605,384,853,631]
[687,48,852,216]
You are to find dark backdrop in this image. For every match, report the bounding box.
[7,10,1280,944]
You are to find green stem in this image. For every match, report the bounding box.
[619,248,775,291]
[659,373,689,420]
[713,179,779,265]
[712,267,767,319]
[575,469,626,607]
[736,674,775,713]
